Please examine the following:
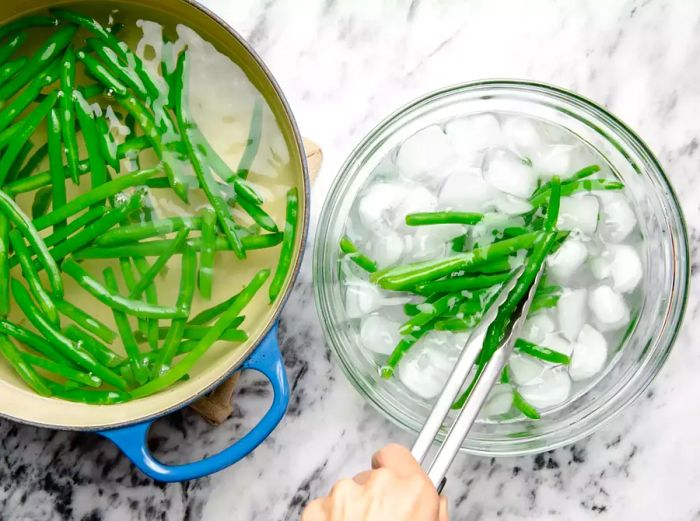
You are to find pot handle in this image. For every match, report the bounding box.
[99,323,289,482]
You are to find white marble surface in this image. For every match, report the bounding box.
[2,1,700,520]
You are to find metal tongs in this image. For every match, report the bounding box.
[411,264,546,491]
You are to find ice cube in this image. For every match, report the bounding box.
[368,228,405,267]
[438,168,498,212]
[482,148,537,198]
[345,280,384,319]
[494,194,533,215]
[509,354,546,386]
[360,315,402,356]
[408,224,465,261]
[557,288,587,341]
[357,182,408,229]
[518,367,572,408]
[501,116,545,158]
[589,252,612,280]
[345,280,412,319]
[522,313,556,343]
[542,333,573,357]
[546,239,588,281]
[398,332,459,399]
[531,145,576,179]
[608,244,643,293]
[396,125,455,182]
[445,114,502,162]
[599,192,636,242]
[569,324,608,381]
[395,184,438,223]
[482,384,513,417]
[588,285,630,331]
[557,195,599,235]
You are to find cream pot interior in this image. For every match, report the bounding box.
[314,81,688,455]
[0,0,308,430]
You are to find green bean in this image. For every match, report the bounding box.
[97,216,201,246]
[76,49,128,97]
[0,25,76,101]
[0,91,58,185]
[0,32,26,66]
[0,334,52,396]
[0,320,72,366]
[0,215,7,317]
[22,351,102,388]
[62,324,123,368]
[103,267,149,385]
[236,98,263,178]
[405,211,483,226]
[131,257,159,351]
[545,176,561,231]
[61,258,186,319]
[9,230,59,325]
[465,258,513,274]
[47,194,142,264]
[131,269,270,398]
[415,272,510,295]
[339,236,377,273]
[4,136,152,196]
[128,228,189,299]
[46,382,130,404]
[95,116,120,172]
[55,300,117,345]
[16,143,49,181]
[237,196,278,233]
[512,389,540,419]
[47,108,67,229]
[532,164,600,199]
[531,179,624,206]
[372,232,541,291]
[381,323,433,378]
[0,57,27,87]
[0,16,58,42]
[514,338,570,365]
[7,141,35,185]
[44,207,105,249]
[86,38,148,99]
[74,92,109,189]
[0,191,62,297]
[11,278,128,390]
[74,232,283,259]
[59,46,80,184]
[153,244,197,375]
[198,208,216,299]
[269,187,298,302]
[119,94,189,203]
[173,51,244,257]
[188,291,241,326]
[399,293,463,335]
[80,83,105,99]
[117,257,147,340]
[138,322,246,344]
[32,166,161,230]
[434,316,482,331]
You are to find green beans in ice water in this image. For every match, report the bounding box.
[339,236,377,273]
[405,211,483,226]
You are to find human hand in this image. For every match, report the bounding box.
[301,444,448,521]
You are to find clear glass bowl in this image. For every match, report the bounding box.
[313,80,689,456]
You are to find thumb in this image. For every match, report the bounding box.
[439,496,449,521]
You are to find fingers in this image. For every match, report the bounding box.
[352,470,372,485]
[301,498,326,521]
[371,443,424,478]
[439,496,449,521]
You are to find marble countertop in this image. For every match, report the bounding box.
[2,0,699,519]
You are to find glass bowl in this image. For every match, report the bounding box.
[313,80,689,456]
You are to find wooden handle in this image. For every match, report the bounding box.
[190,138,322,425]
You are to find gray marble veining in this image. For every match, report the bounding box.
[2,1,699,520]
